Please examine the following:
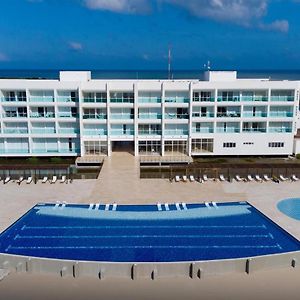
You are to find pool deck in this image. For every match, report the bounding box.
[1,152,300,299]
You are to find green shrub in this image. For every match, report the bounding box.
[26,157,40,164]
[296,154,300,160]
[49,157,64,164]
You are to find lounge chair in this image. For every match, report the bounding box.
[255,175,263,182]
[279,175,288,181]
[235,175,243,182]
[182,175,188,182]
[219,174,226,182]
[26,176,33,184]
[175,175,181,182]
[181,202,188,210]
[42,176,48,183]
[189,175,195,182]
[263,174,271,181]
[4,177,11,184]
[291,175,299,182]
[175,203,181,210]
[164,203,170,211]
[60,175,66,184]
[247,175,254,182]
[17,176,24,185]
[51,176,57,184]
[157,203,162,211]
[203,175,208,181]
[212,202,218,209]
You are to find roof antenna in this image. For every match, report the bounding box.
[168,45,172,80]
[204,60,211,71]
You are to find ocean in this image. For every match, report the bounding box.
[1,69,300,80]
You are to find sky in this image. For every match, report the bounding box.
[1,0,300,70]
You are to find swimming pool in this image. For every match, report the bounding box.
[0,202,299,263]
[278,198,300,221]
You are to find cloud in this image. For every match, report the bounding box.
[0,52,9,62]
[68,42,83,51]
[83,0,151,14]
[259,19,289,33]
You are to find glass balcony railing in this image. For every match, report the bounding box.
[31,129,56,134]
[1,97,27,102]
[83,130,107,136]
[269,112,293,118]
[56,97,78,103]
[242,128,267,133]
[164,130,189,136]
[138,130,162,136]
[83,114,107,120]
[110,98,134,103]
[165,113,189,119]
[192,112,214,118]
[2,113,27,118]
[216,128,240,133]
[165,98,190,104]
[2,129,28,134]
[268,127,293,133]
[29,97,55,103]
[138,97,161,104]
[270,96,294,102]
[243,112,268,118]
[57,113,79,118]
[58,128,80,134]
[193,97,215,102]
[217,97,240,102]
[0,149,29,154]
[192,128,214,133]
[31,149,79,154]
[83,98,107,103]
[110,129,134,136]
[241,96,268,102]
[138,113,162,119]
[217,112,241,118]
[30,112,55,118]
[110,114,134,120]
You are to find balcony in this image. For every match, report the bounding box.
[270,96,294,102]
[83,130,107,136]
[243,112,268,118]
[1,97,27,102]
[138,97,161,104]
[110,129,134,136]
[242,128,267,133]
[2,128,28,134]
[0,149,29,154]
[2,113,27,118]
[193,97,215,102]
[83,98,106,103]
[110,98,134,104]
[57,113,79,118]
[217,112,241,118]
[165,98,189,104]
[241,96,268,102]
[58,128,80,134]
[30,112,55,118]
[29,97,54,103]
[216,128,240,133]
[192,128,214,134]
[110,114,134,120]
[31,128,56,134]
[83,114,107,120]
[138,130,162,136]
[57,97,79,103]
[165,113,189,120]
[164,129,189,136]
[138,113,162,120]
[269,112,293,118]
[31,149,79,154]
[269,127,293,133]
[192,112,214,118]
[217,97,240,102]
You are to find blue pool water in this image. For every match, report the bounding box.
[0,202,299,263]
[278,198,300,221]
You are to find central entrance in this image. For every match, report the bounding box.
[112,141,135,155]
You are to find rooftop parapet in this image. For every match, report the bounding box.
[204,71,237,82]
[59,71,91,82]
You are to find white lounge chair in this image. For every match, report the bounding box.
[175,203,181,210]
[247,175,254,182]
[205,202,211,208]
[157,203,162,211]
[255,175,263,182]
[291,174,299,182]
[235,175,243,182]
[51,176,57,184]
[60,175,66,184]
[189,175,195,182]
[181,202,188,210]
[26,176,33,184]
[219,174,226,182]
[279,175,288,181]
[41,176,48,183]
[263,174,271,181]
[212,202,218,209]
[182,175,188,182]
[16,176,24,185]
[4,177,11,184]
[203,175,208,181]
[164,203,170,211]
[112,203,117,211]
[175,175,181,182]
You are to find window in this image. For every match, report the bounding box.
[84,141,108,155]
[269,142,284,148]
[165,141,188,155]
[139,141,161,155]
[223,143,236,148]
[191,139,214,153]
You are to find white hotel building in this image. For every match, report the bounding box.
[0,70,300,158]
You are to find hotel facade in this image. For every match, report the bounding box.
[0,71,299,158]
